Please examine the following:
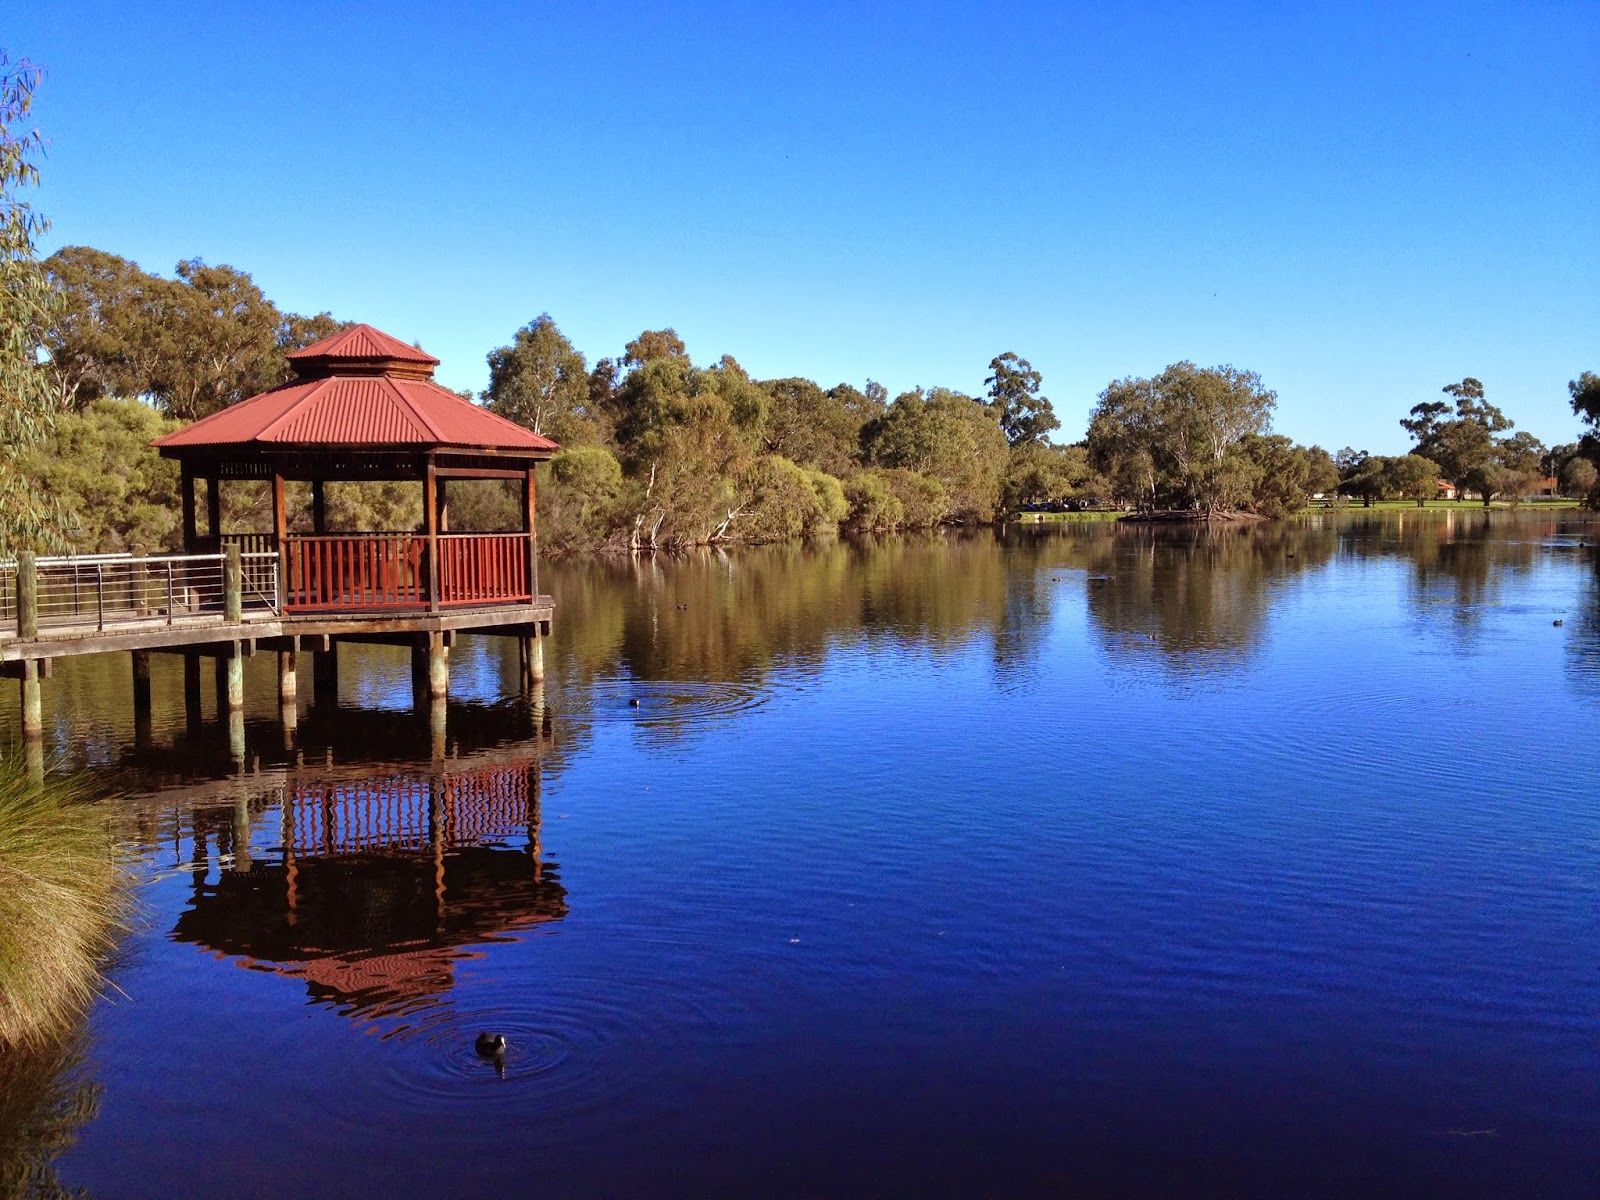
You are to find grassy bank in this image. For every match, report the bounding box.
[1313,498,1582,512]
[1005,510,1130,524]
[0,761,128,1049]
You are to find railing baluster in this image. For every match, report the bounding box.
[96,563,105,630]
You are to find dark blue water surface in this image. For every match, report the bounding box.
[4,511,1599,1198]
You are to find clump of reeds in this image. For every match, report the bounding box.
[0,759,129,1049]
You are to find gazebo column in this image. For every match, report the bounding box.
[271,472,288,611]
[522,466,539,599]
[205,476,222,547]
[424,460,441,612]
[311,479,327,534]
[180,466,199,552]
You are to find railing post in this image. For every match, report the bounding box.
[133,548,149,617]
[96,563,105,630]
[166,560,176,625]
[17,550,37,641]
[225,545,243,624]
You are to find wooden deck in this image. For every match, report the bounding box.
[0,597,554,664]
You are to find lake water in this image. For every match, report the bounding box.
[3,510,1598,1198]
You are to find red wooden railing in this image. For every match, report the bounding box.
[438,533,531,607]
[281,532,533,612]
[285,534,427,611]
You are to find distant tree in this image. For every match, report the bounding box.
[862,387,1009,522]
[1543,441,1582,481]
[609,344,767,546]
[1570,371,1600,466]
[1401,378,1514,498]
[541,445,625,551]
[42,246,346,420]
[622,328,688,368]
[1000,442,1100,512]
[1342,454,1389,506]
[1560,455,1597,500]
[278,310,351,353]
[40,245,163,409]
[1385,454,1442,508]
[759,377,876,477]
[842,470,904,531]
[19,398,182,551]
[148,259,287,419]
[1497,430,1545,476]
[984,352,1059,446]
[0,53,63,551]
[1237,435,1338,517]
[1086,362,1275,515]
[482,314,596,444]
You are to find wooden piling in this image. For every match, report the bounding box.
[224,544,243,623]
[20,659,42,738]
[132,650,152,712]
[183,652,204,735]
[225,644,244,712]
[17,550,37,641]
[132,650,153,747]
[278,649,298,706]
[428,631,449,699]
[313,642,338,707]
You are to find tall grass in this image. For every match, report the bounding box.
[0,759,129,1049]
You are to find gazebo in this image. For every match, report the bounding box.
[154,323,559,615]
[151,323,557,707]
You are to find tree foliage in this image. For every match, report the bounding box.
[1400,377,1526,504]
[984,352,1059,446]
[482,314,598,444]
[1087,362,1277,515]
[0,54,63,551]
[18,399,182,551]
[40,245,348,419]
[861,388,1009,521]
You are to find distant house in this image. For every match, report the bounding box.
[1437,479,1459,500]
[1531,475,1560,497]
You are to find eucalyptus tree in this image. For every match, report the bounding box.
[758,376,875,477]
[43,246,345,419]
[482,314,598,444]
[0,54,62,551]
[1571,371,1600,469]
[861,387,1010,522]
[1086,362,1276,514]
[1400,377,1512,497]
[984,352,1059,446]
[1386,454,1442,507]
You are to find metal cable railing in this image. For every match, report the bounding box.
[1,551,280,635]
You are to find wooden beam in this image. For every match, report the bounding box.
[180,466,198,551]
[523,466,538,601]
[205,476,222,539]
[431,466,528,480]
[424,460,441,613]
[272,473,288,611]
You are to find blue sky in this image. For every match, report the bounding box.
[12,1,1599,453]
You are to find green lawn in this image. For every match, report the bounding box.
[1005,498,1584,523]
[1006,510,1130,524]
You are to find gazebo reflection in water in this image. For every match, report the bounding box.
[170,753,565,1029]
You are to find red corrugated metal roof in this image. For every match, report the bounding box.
[286,323,439,366]
[153,324,557,454]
